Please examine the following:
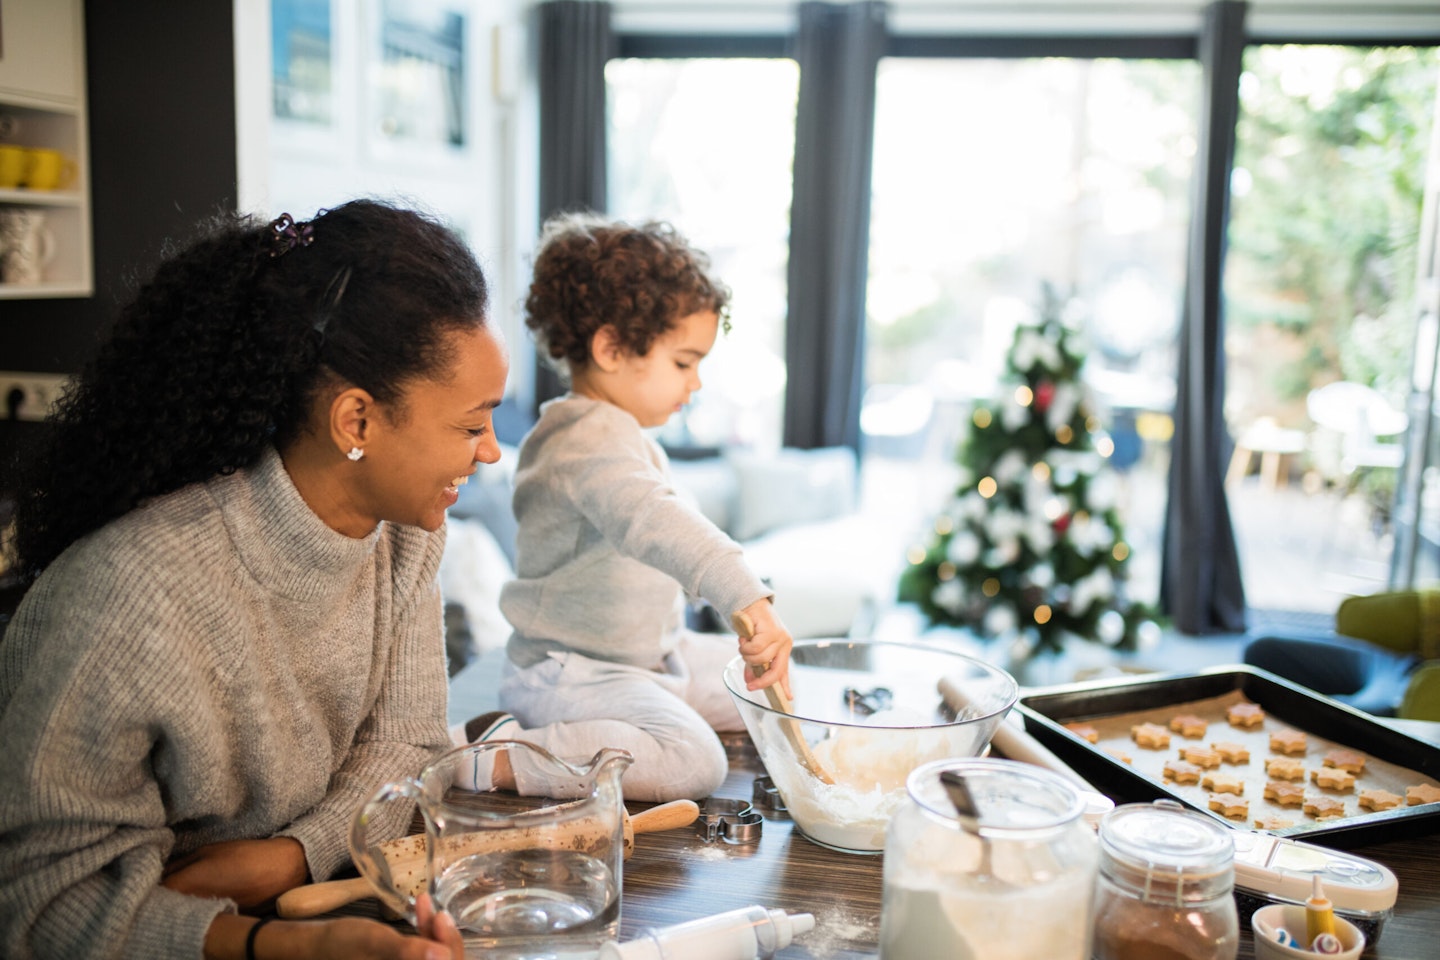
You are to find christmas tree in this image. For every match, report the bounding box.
[897,286,1147,656]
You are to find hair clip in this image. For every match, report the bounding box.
[268,213,315,258]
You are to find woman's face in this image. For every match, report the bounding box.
[360,323,510,532]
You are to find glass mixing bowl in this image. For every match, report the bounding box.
[724,639,1018,853]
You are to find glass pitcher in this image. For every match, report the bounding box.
[351,741,634,960]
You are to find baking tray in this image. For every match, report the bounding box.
[1015,664,1440,849]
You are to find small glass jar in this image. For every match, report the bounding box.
[880,758,1099,960]
[1091,800,1239,960]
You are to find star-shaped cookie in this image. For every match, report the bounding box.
[1269,729,1308,756]
[1263,781,1306,807]
[1311,768,1356,792]
[1169,714,1208,738]
[1303,795,1346,819]
[1209,795,1249,819]
[1131,722,1171,749]
[1323,749,1367,775]
[1265,756,1305,781]
[1358,789,1403,812]
[1227,702,1266,729]
[1202,771,1245,795]
[1212,741,1250,764]
[1163,759,1203,785]
[1180,746,1223,769]
[1406,783,1440,806]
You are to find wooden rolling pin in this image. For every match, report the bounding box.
[277,798,699,918]
[937,673,1097,793]
[732,612,835,785]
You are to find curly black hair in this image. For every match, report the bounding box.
[524,212,730,379]
[5,199,490,581]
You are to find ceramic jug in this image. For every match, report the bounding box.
[0,209,56,285]
[351,741,634,959]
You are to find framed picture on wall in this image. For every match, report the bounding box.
[365,0,468,164]
[272,0,332,127]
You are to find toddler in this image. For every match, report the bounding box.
[459,213,793,801]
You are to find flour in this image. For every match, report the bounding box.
[794,902,878,958]
[767,723,987,852]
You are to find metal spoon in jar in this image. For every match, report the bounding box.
[939,770,1004,885]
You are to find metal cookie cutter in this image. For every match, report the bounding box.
[695,798,763,844]
[752,775,787,814]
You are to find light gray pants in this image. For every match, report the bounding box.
[497,630,744,802]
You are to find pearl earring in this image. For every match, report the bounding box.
[347,447,364,462]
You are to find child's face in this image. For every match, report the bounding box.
[609,309,719,428]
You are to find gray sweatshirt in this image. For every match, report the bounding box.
[0,447,452,960]
[501,396,771,669]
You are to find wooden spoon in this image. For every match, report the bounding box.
[276,798,700,918]
[732,611,835,784]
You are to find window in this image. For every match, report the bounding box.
[865,56,1201,605]
[1224,45,1439,612]
[606,57,799,451]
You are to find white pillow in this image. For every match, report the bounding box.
[668,456,739,533]
[727,446,858,542]
[440,516,515,657]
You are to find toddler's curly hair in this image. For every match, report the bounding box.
[524,212,731,378]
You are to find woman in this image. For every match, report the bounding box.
[0,200,507,960]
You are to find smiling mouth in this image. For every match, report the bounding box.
[448,474,471,490]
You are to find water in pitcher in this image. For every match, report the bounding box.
[435,848,619,956]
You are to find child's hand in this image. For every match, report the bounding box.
[734,600,793,699]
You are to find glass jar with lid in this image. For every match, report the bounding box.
[879,757,1099,960]
[1091,800,1239,960]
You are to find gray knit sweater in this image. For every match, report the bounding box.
[501,395,771,669]
[0,448,453,960]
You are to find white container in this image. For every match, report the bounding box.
[596,905,815,960]
[879,758,1098,960]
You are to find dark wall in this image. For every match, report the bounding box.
[0,2,238,473]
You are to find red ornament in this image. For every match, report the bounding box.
[1053,513,1071,534]
[1035,381,1055,412]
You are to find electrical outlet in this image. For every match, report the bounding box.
[0,371,71,422]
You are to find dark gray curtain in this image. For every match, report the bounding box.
[782,1,887,452]
[1160,0,1248,634]
[533,0,613,409]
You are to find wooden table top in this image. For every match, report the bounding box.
[612,735,1440,960]
[339,729,1440,958]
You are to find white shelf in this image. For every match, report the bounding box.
[0,187,84,207]
[0,0,91,297]
[0,280,90,299]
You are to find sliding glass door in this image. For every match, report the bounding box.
[1223,45,1440,614]
[863,55,1201,606]
[606,57,799,452]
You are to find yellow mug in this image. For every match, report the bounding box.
[0,145,25,189]
[23,148,77,191]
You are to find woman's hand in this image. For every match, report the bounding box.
[736,599,794,698]
[205,896,464,960]
[162,836,309,910]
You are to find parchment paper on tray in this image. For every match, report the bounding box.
[1069,690,1440,834]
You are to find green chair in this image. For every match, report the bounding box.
[1334,590,1440,721]
[1244,589,1440,721]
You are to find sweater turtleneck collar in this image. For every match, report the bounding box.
[215,447,382,602]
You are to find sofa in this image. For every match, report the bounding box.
[439,443,911,675]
